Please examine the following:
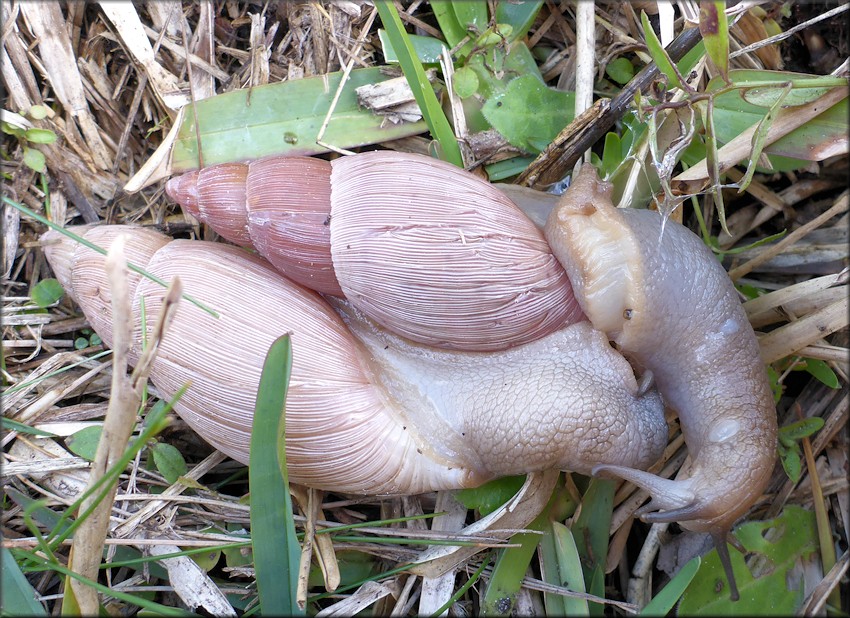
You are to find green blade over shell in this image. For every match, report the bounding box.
[171,67,427,171]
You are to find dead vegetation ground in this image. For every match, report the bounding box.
[2,1,848,615]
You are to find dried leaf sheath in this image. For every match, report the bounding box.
[329,152,585,351]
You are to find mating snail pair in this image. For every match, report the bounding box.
[43,151,777,598]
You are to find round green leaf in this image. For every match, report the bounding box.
[27,105,49,120]
[191,548,221,572]
[605,57,635,85]
[66,426,103,461]
[22,147,46,173]
[24,128,57,144]
[453,67,480,99]
[31,278,64,308]
[481,74,575,154]
[74,337,89,350]
[152,442,188,484]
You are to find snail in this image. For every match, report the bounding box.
[43,152,776,598]
[43,224,667,493]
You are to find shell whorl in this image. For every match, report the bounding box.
[166,157,342,296]
[167,151,585,351]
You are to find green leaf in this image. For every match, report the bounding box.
[780,447,802,484]
[431,1,469,49]
[539,521,568,615]
[22,146,46,173]
[171,67,428,171]
[152,442,188,485]
[640,556,701,615]
[801,358,840,388]
[551,521,589,615]
[605,57,635,85]
[742,85,835,108]
[778,417,825,441]
[570,478,615,614]
[452,1,488,32]
[485,156,534,181]
[707,71,849,169]
[679,506,818,614]
[601,132,623,177]
[27,104,49,120]
[640,11,682,89]
[1,547,48,616]
[307,550,376,589]
[375,2,463,167]
[0,417,57,438]
[377,29,448,64]
[482,74,575,153]
[223,544,253,568]
[190,547,221,572]
[65,426,103,461]
[738,81,791,189]
[678,40,706,79]
[475,24,513,48]
[699,1,729,82]
[24,128,57,144]
[482,518,545,615]
[453,66,479,98]
[74,337,89,350]
[481,484,575,616]
[455,475,525,516]
[30,278,64,308]
[1,120,25,138]
[495,0,543,42]
[250,335,302,615]
[765,365,783,403]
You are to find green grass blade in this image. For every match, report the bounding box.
[375,2,463,167]
[538,521,569,615]
[571,478,615,615]
[431,1,467,49]
[173,67,426,170]
[640,11,683,90]
[639,556,700,615]
[739,81,792,191]
[699,1,729,83]
[12,548,192,616]
[2,547,48,616]
[3,196,218,318]
[482,520,544,614]
[249,334,303,615]
[551,521,589,616]
[0,417,58,437]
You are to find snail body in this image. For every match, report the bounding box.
[544,169,777,540]
[43,225,666,494]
